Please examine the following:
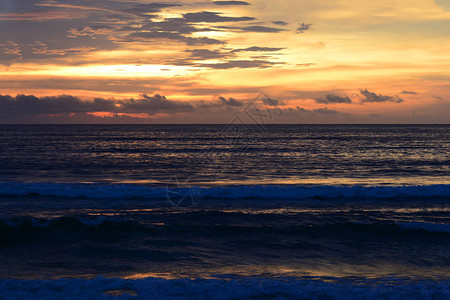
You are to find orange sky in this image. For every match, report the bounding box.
[0,0,449,123]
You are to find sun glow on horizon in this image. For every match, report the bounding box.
[0,0,448,123]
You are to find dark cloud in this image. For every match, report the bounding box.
[184,37,226,45]
[124,3,182,14]
[281,106,340,115]
[315,94,353,104]
[185,49,233,60]
[297,23,312,33]
[118,94,193,113]
[313,107,338,114]
[0,41,21,56]
[0,94,114,116]
[0,93,193,120]
[140,18,219,35]
[0,41,22,63]
[199,59,280,69]
[261,96,283,106]
[68,23,116,38]
[168,52,276,67]
[219,25,286,33]
[218,96,244,106]
[232,46,285,52]
[238,26,286,33]
[120,9,273,46]
[183,11,254,23]
[400,90,418,95]
[29,41,96,56]
[213,1,250,5]
[0,3,119,62]
[0,1,292,66]
[360,89,404,103]
[196,95,244,108]
[127,31,225,45]
[272,21,289,26]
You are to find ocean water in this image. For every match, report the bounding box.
[0,124,449,299]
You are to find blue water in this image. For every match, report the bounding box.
[0,125,449,298]
[0,124,448,186]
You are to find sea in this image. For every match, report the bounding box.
[0,124,449,299]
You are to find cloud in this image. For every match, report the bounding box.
[218,25,286,33]
[124,3,182,14]
[121,8,275,46]
[0,93,193,119]
[199,59,280,69]
[0,11,78,21]
[173,47,282,68]
[185,49,233,60]
[297,23,312,33]
[272,21,289,26]
[67,25,112,38]
[218,96,244,106]
[139,18,217,35]
[127,31,225,45]
[400,90,418,95]
[312,107,338,114]
[0,94,114,115]
[312,90,405,105]
[184,37,226,45]
[315,94,353,104]
[196,96,244,108]
[182,11,254,23]
[360,89,404,103]
[231,46,285,52]
[29,41,96,56]
[261,95,283,106]
[0,1,293,68]
[0,41,21,57]
[118,94,193,113]
[213,1,250,5]
[281,106,340,115]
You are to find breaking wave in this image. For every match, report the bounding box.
[0,182,448,200]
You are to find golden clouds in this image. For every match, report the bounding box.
[0,0,448,123]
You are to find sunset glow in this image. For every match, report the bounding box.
[1,0,449,123]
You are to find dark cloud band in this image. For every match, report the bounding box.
[213,1,250,6]
[0,94,193,118]
[315,94,353,104]
[360,89,404,103]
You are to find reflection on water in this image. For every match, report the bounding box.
[0,125,448,186]
[0,125,448,284]
[123,263,450,282]
[0,195,448,281]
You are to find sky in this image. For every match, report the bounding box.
[0,0,449,123]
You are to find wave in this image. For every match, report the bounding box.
[0,216,135,229]
[0,276,449,300]
[0,182,448,200]
[398,222,450,233]
[2,217,449,235]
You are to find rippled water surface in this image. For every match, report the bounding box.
[0,124,448,186]
[0,125,448,289]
